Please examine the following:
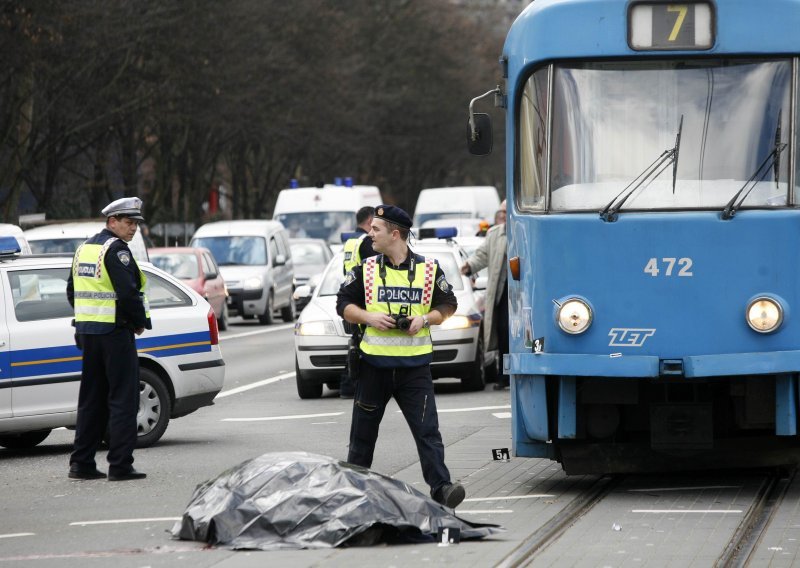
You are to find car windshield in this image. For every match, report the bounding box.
[29,238,86,254]
[276,212,355,243]
[414,212,472,227]
[519,58,792,211]
[150,253,199,279]
[290,242,328,265]
[317,248,464,297]
[192,236,267,266]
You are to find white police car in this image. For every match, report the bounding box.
[293,229,496,398]
[0,238,225,449]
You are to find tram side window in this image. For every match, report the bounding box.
[518,67,549,212]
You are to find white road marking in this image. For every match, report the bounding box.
[223,412,344,422]
[457,509,514,514]
[216,372,294,399]
[631,509,743,514]
[219,324,294,341]
[311,421,339,425]
[464,494,554,502]
[492,412,512,419]
[0,533,35,539]
[628,485,742,492]
[69,517,180,526]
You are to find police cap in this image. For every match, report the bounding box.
[101,197,145,221]
[374,205,412,229]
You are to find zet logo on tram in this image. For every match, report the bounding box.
[608,328,656,347]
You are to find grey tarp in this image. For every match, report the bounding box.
[171,452,502,550]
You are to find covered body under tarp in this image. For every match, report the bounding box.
[172,452,501,550]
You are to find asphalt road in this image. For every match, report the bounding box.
[0,318,513,567]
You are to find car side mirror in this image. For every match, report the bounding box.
[467,113,493,156]
[474,275,488,291]
[204,271,218,280]
[293,285,311,300]
[274,254,286,266]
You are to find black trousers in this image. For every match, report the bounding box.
[70,327,139,472]
[347,360,451,495]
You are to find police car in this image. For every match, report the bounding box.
[293,229,497,398]
[0,238,225,449]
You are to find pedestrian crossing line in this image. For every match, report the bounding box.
[0,533,35,539]
[216,371,294,398]
[457,509,514,514]
[223,412,345,422]
[631,509,743,514]
[464,494,555,502]
[69,517,180,526]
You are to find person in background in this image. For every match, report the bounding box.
[66,197,152,481]
[461,200,509,390]
[339,206,377,398]
[337,205,466,508]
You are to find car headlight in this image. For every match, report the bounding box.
[243,276,263,290]
[296,320,337,336]
[439,315,471,330]
[746,297,783,333]
[557,298,593,334]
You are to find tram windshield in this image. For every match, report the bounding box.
[518,59,793,212]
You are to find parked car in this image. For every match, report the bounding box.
[0,223,32,254]
[190,220,295,324]
[149,246,229,330]
[289,238,333,313]
[25,221,149,263]
[293,236,497,398]
[0,239,225,449]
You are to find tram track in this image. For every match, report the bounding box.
[496,474,622,568]
[715,468,795,567]
[494,466,796,567]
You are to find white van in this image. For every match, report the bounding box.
[190,220,295,324]
[272,184,383,244]
[0,224,32,254]
[413,186,501,228]
[24,221,149,263]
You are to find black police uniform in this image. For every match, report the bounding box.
[67,228,151,476]
[336,249,458,498]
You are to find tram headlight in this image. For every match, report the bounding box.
[557,298,593,335]
[746,297,783,333]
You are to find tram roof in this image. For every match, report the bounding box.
[504,0,800,74]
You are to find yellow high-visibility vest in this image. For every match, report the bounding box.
[359,254,436,367]
[342,233,367,274]
[73,237,149,333]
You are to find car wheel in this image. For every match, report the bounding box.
[295,358,322,399]
[0,429,51,449]
[258,291,274,325]
[461,333,486,392]
[136,368,171,448]
[217,303,229,331]
[281,297,296,322]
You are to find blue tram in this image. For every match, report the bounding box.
[469,0,800,473]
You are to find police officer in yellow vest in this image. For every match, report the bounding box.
[342,206,376,275]
[336,205,466,508]
[66,197,152,481]
[339,206,376,399]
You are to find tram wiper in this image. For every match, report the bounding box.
[600,116,682,222]
[721,116,786,220]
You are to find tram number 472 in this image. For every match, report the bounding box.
[644,257,693,277]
